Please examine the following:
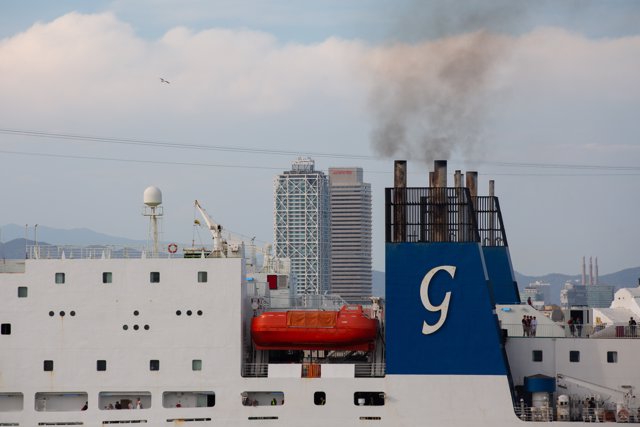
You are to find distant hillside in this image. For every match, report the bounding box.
[1,223,144,246]
[0,238,34,260]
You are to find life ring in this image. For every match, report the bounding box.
[168,243,178,254]
[618,409,629,422]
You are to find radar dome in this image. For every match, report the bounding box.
[143,186,163,207]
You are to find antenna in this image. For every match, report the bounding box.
[142,186,163,257]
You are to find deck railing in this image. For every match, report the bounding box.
[355,363,386,378]
[502,323,640,339]
[514,405,554,422]
[242,363,268,378]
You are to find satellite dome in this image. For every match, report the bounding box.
[143,186,162,207]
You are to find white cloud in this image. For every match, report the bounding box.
[0,12,367,126]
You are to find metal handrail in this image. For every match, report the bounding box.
[502,323,640,339]
[355,363,386,378]
[242,363,268,378]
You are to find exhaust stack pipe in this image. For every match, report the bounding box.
[466,171,478,211]
[393,160,407,243]
[454,170,463,188]
[433,160,447,188]
[432,160,448,242]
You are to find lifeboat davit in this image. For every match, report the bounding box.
[251,305,378,351]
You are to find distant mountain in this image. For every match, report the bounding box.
[0,238,34,260]
[0,223,144,246]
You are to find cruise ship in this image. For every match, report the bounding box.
[1,159,639,426]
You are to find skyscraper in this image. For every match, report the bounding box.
[328,167,372,301]
[274,157,331,297]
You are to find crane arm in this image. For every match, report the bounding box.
[194,200,224,253]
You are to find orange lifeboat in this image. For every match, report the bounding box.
[251,305,378,351]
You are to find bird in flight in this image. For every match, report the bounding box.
[159,78,170,84]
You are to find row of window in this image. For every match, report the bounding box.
[122,324,151,331]
[532,350,619,363]
[41,359,204,372]
[2,310,205,335]
[0,390,384,411]
[48,311,77,317]
[52,271,210,285]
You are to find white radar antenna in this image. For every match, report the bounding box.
[143,186,163,257]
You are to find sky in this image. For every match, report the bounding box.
[0,1,639,276]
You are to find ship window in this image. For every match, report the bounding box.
[241,392,284,406]
[198,271,208,283]
[18,286,28,298]
[55,272,65,284]
[314,391,326,406]
[532,350,543,362]
[103,272,112,283]
[150,360,160,371]
[354,392,385,406]
[35,392,88,412]
[97,360,107,371]
[0,392,23,412]
[162,391,215,408]
[43,360,54,371]
[192,360,202,371]
[570,351,580,362]
[607,351,618,363]
[150,272,160,283]
[1,324,10,335]
[98,392,151,410]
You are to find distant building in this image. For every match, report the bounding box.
[273,157,331,297]
[328,167,372,302]
[560,282,615,308]
[520,281,551,309]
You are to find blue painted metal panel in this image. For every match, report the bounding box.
[482,246,521,305]
[386,242,508,376]
[525,375,556,393]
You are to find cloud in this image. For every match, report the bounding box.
[0,12,366,129]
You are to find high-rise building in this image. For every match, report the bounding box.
[273,157,330,297]
[329,167,372,302]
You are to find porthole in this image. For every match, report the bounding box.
[176,310,182,316]
[49,311,55,317]
[134,310,139,316]
[133,325,139,331]
[197,310,203,316]
[144,325,150,330]
[70,311,76,317]
[123,325,128,331]
[187,310,193,316]
[59,311,65,317]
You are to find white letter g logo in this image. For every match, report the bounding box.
[420,265,456,335]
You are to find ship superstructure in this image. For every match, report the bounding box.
[1,161,639,426]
